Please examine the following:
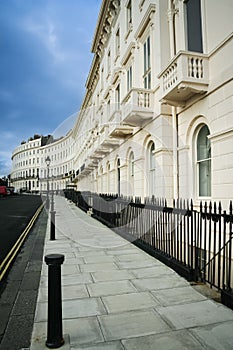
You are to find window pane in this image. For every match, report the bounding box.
[199,159,211,196]
[197,125,211,161]
[150,143,155,169]
[147,36,150,68]
[148,72,151,89]
[186,0,203,53]
[144,42,147,73]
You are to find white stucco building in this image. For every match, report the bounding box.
[11,0,233,208]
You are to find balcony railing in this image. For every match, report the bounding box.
[158,51,209,106]
[122,88,154,127]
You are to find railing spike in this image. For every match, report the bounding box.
[209,201,212,211]
[218,201,222,213]
[229,201,232,214]
[204,201,207,212]
[214,201,217,213]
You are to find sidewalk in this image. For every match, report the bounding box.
[30,196,233,350]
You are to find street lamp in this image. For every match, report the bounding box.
[45,156,51,209]
[50,175,56,240]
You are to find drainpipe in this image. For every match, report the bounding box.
[168,0,179,199]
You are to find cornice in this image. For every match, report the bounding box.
[91,0,120,57]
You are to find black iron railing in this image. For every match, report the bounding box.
[64,190,233,308]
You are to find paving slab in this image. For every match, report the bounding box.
[156,299,233,330]
[102,291,159,313]
[87,280,137,297]
[132,275,188,291]
[37,284,89,302]
[63,317,104,347]
[72,342,124,350]
[83,255,116,263]
[190,321,233,350]
[80,262,118,272]
[122,330,203,350]
[62,298,106,319]
[116,259,158,269]
[151,285,207,306]
[131,265,176,279]
[98,310,170,341]
[91,270,135,282]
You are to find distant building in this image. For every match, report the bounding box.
[11,132,74,193]
[11,0,233,208]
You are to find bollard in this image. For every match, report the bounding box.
[45,254,65,349]
[50,210,56,240]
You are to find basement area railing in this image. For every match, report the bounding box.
[64,190,233,309]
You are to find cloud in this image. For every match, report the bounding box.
[22,16,66,64]
[0,0,102,177]
[0,151,13,177]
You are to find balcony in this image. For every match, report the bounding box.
[108,109,134,139]
[158,51,209,106]
[122,88,154,127]
[97,125,119,151]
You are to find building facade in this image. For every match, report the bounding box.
[11,0,233,208]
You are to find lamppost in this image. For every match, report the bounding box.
[50,175,56,240]
[45,156,51,209]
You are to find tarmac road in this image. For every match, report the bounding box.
[0,194,42,264]
[0,195,47,350]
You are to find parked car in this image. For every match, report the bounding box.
[7,186,15,195]
[0,186,7,197]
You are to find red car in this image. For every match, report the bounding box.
[0,186,7,197]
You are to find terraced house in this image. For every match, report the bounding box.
[11,0,233,208]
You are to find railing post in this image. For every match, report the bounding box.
[45,254,65,349]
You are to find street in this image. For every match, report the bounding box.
[0,194,42,265]
[0,194,47,349]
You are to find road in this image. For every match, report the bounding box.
[0,194,47,350]
[0,194,42,265]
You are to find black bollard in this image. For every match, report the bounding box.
[45,254,65,349]
[50,210,56,240]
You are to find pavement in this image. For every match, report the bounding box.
[30,195,233,350]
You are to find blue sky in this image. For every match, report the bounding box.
[0,0,101,177]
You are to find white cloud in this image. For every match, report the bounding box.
[22,16,66,64]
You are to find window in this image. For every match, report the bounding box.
[101,66,104,91]
[107,100,110,120]
[197,125,211,197]
[129,152,134,195]
[107,163,111,193]
[126,0,132,30]
[143,36,151,89]
[127,65,132,91]
[107,50,111,75]
[185,0,203,53]
[117,158,121,195]
[149,142,155,195]
[115,84,120,110]
[116,28,120,56]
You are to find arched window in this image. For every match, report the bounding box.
[197,125,211,197]
[149,142,155,195]
[129,152,134,195]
